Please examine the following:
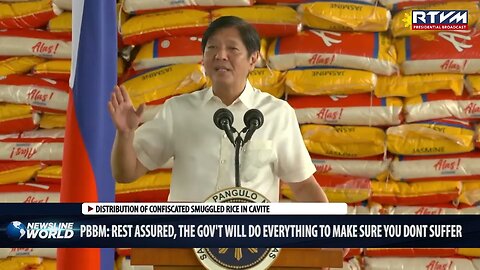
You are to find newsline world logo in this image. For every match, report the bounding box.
[6,221,74,241]
[403,10,469,30]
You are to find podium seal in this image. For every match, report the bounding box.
[194,187,280,270]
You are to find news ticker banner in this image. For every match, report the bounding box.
[0,203,479,248]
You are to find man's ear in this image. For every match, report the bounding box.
[249,51,259,71]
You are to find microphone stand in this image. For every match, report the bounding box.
[234,135,243,188]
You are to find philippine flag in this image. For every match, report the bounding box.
[58,0,117,269]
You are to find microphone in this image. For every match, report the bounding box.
[243,109,264,144]
[213,108,235,145]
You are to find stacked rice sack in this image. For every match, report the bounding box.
[273,0,396,217]
[0,0,72,267]
[355,0,480,269]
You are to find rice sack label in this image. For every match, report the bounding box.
[289,93,402,126]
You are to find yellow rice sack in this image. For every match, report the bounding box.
[466,75,480,96]
[0,103,39,134]
[32,60,70,81]
[281,174,371,203]
[40,259,56,270]
[457,248,480,257]
[116,171,171,194]
[0,0,60,29]
[371,180,461,205]
[0,162,43,185]
[391,2,480,37]
[248,68,284,98]
[121,64,206,107]
[299,2,391,32]
[212,6,299,37]
[0,56,45,76]
[39,113,66,129]
[116,170,171,202]
[301,124,386,158]
[387,119,475,155]
[120,9,210,45]
[285,68,376,95]
[375,73,464,97]
[33,58,124,80]
[458,181,480,206]
[0,257,43,270]
[36,165,62,184]
[47,11,71,33]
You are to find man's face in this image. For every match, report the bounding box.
[203,27,258,87]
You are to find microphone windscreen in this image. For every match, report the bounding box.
[213,108,234,129]
[244,109,264,128]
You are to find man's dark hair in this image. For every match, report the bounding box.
[201,16,260,57]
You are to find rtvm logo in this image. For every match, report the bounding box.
[411,10,468,30]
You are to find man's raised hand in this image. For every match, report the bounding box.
[108,85,145,134]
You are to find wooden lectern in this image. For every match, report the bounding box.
[131,248,343,269]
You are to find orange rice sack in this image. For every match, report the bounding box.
[391,152,480,182]
[132,36,202,71]
[212,6,299,38]
[0,103,39,134]
[35,165,61,184]
[365,248,457,257]
[298,2,390,32]
[120,9,210,46]
[391,2,479,37]
[122,0,254,14]
[0,56,45,76]
[268,30,398,75]
[285,68,377,96]
[301,124,386,158]
[375,74,464,98]
[288,93,403,126]
[311,154,391,181]
[364,257,476,270]
[0,161,43,185]
[116,170,171,202]
[0,29,71,59]
[387,119,475,156]
[0,182,60,203]
[0,75,69,113]
[0,129,64,162]
[0,0,61,29]
[405,90,480,122]
[370,180,461,205]
[396,30,480,75]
